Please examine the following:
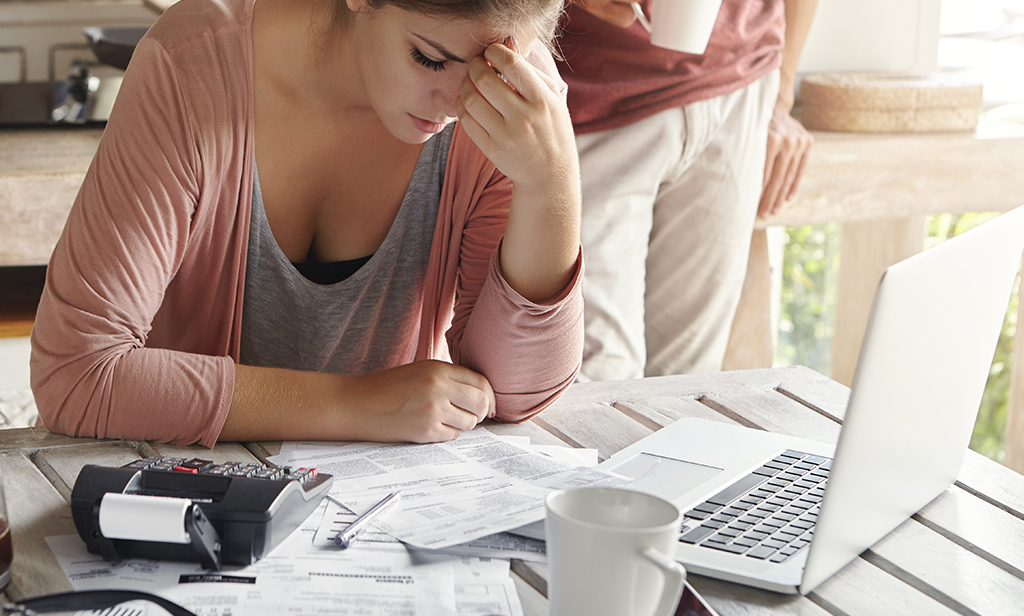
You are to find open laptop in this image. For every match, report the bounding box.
[514,204,1024,595]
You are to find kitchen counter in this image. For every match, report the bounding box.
[0,127,102,267]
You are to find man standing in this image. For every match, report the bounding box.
[559,0,818,380]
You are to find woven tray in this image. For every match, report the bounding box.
[800,73,984,133]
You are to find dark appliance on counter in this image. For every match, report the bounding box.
[0,26,146,128]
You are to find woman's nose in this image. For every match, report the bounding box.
[434,69,469,119]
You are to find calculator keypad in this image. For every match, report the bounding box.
[122,457,318,486]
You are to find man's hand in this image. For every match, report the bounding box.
[759,102,813,218]
[572,0,638,28]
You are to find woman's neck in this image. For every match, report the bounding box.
[253,0,372,120]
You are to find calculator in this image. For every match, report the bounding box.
[70,456,333,570]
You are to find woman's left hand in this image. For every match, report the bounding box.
[455,43,582,304]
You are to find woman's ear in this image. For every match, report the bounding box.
[345,0,371,13]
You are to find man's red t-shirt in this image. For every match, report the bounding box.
[556,0,786,134]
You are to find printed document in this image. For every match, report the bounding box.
[269,428,626,549]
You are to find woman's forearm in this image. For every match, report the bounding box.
[220,363,343,441]
[221,360,495,444]
[500,181,582,304]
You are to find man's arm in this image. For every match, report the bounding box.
[759,0,819,218]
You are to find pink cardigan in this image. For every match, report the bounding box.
[30,0,583,447]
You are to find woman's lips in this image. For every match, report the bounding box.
[410,114,446,134]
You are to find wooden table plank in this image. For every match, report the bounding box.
[613,396,739,428]
[774,366,851,423]
[808,556,962,616]
[0,427,108,453]
[532,401,654,462]
[554,369,795,408]
[914,486,1024,578]
[510,561,548,607]
[703,389,843,443]
[1,452,76,600]
[512,571,548,616]
[957,451,1024,520]
[687,575,832,616]
[866,518,1024,615]
[33,441,139,501]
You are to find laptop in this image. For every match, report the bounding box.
[514,204,1024,595]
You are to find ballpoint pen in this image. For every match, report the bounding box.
[329,491,402,549]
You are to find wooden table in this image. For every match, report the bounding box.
[3,365,1023,615]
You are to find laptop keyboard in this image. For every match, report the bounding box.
[679,449,831,563]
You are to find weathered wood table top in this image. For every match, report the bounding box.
[2,366,1023,615]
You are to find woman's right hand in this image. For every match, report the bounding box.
[340,360,496,443]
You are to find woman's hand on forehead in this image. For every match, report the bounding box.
[455,42,571,190]
[456,40,581,305]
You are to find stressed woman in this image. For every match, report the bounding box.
[30,0,583,446]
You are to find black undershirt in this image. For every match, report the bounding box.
[291,255,373,285]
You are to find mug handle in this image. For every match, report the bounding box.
[642,547,687,616]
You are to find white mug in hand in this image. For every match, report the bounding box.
[545,487,686,616]
[633,0,725,55]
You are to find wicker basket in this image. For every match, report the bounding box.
[800,73,984,133]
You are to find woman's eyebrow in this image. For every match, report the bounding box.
[413,34,468,63]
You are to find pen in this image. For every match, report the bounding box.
[330,491,402,549]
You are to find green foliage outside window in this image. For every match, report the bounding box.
[776,222,839,373]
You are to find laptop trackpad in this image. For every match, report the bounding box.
[610,453,723,502]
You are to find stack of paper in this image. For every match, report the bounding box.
[46,428,620,615]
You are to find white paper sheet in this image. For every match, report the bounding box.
[48,533,456,616]
[269,428,627,549]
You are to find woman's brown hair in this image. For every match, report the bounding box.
[330,0,565,53]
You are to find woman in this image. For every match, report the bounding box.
[30,0,583,447]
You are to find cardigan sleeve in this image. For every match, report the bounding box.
[30,37,235,447]
[444,42,584,422]
[456,246,584,422]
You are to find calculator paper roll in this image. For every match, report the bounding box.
[98,493,192,544]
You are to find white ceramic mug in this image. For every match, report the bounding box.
[545,487,686,616]
[636,0,725,55]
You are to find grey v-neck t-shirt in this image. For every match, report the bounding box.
[239,125,453,375]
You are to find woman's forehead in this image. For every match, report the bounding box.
[407,10,533,53]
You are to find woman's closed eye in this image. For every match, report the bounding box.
[411,48,446,71]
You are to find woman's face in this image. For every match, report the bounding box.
[345,1,516,144]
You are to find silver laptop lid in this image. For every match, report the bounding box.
[801,206,1024,594]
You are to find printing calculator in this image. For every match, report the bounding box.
[71,457,333,570]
